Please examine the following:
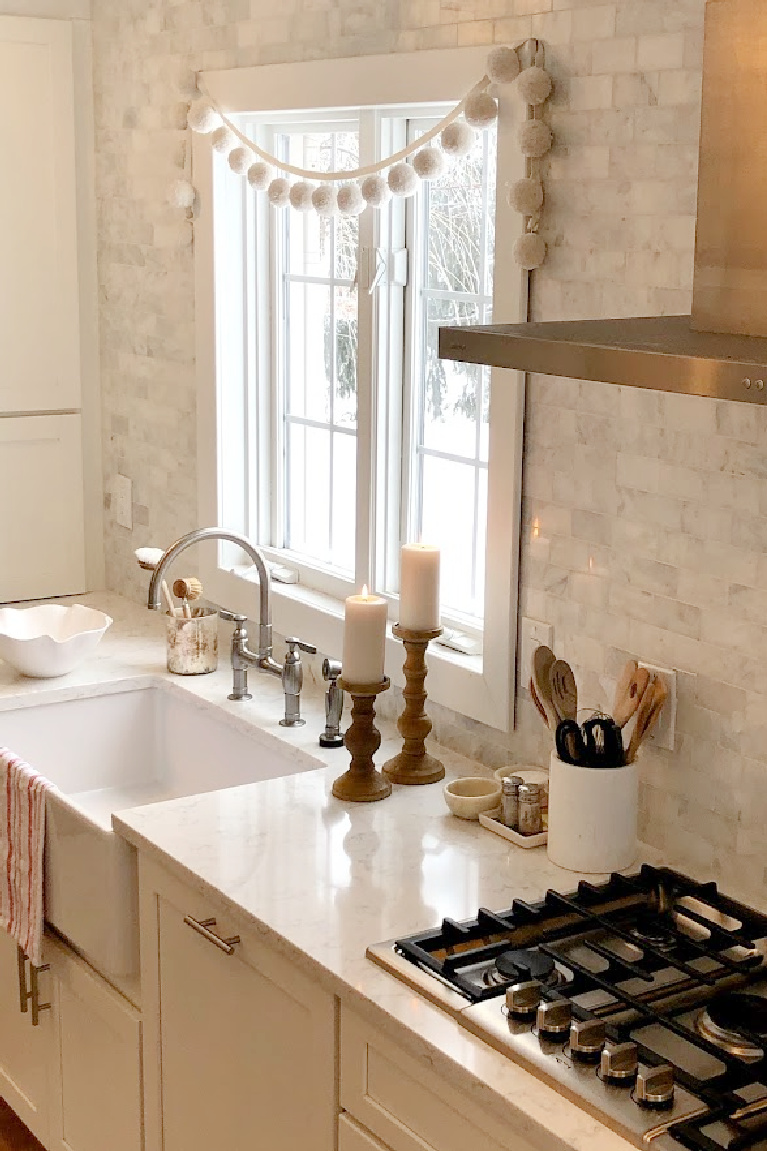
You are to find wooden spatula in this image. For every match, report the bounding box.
[627,675,669,763]
[550,659,577,722]
[613,661,650,728]
[529,678,550,729]
[532,645,559,729]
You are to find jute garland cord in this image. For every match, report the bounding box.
[176,38,554,268]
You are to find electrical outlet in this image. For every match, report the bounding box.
[521,618,554,685]
[112,474,133,530]
[637,662,677,752]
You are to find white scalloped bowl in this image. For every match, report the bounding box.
[0,604,113,678]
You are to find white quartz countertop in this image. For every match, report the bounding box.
[0,593,640,1151]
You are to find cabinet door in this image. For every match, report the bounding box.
[155,890,334,1151]
[0,17,80,414]
[0,414,85,600]
[0,932,51,1146]
[49,943,142,1151]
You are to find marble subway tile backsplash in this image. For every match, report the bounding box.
[93,0,767,898]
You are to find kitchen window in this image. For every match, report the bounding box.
[195,49,526,731]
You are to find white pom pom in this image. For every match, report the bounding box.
[413,146,445,181]
[518,119,553,158]
[516,65,553,106]
[187,102,221,134]
[337,183,365,216]
[312,185,338,217]
[361,174,391,207]
[508,177,544,216]
[464,91,499,129]
[228,147,251,175]
[268,178,291,208]
[440,121,475,158]
[289,181,315,211]
[513,232,547,270]
[211,126,238,155]
[247,162,272,191]
[388,162,419,197]
[487,46,520,85]
[168,178,197,209]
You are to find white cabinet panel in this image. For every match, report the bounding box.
[339,1115,391,1151]
[0,414,85,601]
[0,17,80,413]
[0,932,52,1146]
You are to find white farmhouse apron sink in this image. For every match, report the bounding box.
[0,682,318,978]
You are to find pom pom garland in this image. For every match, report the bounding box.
[508,177,544,216]
[487,46,520,85]
[388,162,419,198]
[337,183,365,216]
[413,146,446,181]
[289,182,315,211]
[516,66,553,106]
[464,91,498,129]
[267,178,291,208]
[168,178,197,209]
[228,147,251,175]
[211,126,238,155]
[513,232,547,270]
[361,174,390,207]
[247,162,272,191]
[312,185,338,217]
[187,102,221,134]
[440,121,475,158]
[518,119,553,159]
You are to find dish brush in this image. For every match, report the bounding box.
[172,577,203,620]
[134,547,177,617]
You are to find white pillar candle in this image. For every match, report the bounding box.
[399,544,441,630]
[342,585,388,684]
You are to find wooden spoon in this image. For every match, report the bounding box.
[627,675,669,763]
[613,661,651,728]
[529,678,550,729]
[549,659,577,722]
[532,646,559,729]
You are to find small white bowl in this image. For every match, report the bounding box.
[0,604,113,678]
[444,777,502,821]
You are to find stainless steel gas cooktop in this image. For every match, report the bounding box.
[368,867,767,1150]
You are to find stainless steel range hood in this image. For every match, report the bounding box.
[441,0,767,404]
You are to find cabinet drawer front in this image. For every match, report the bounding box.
[339,1114,390,1151]
[341,1009,536,1151]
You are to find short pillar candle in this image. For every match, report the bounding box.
[399,544,440,630]
[342,586,387,683]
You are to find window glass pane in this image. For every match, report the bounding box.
[419,456,481,616]
[287,424,330,559]
[332,431,356,573]
[423,297,482,458]
[334,286,357,429]
[287,282,331,422]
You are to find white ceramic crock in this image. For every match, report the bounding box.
[546,750,638,874]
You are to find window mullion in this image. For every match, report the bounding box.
[354,109,378,592]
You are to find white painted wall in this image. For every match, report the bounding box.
[0,1,89,18]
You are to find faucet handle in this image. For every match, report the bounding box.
[286,638,317,655]
[323,658,342,682]
[219,609,248,625]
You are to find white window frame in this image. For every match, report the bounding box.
[194,48,527,732]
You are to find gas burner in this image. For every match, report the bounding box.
[483,948,558,989]
[697,993,767,1064]
[628,914,677,953]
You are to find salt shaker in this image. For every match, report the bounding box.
[517,782,543,836]
[501,775,524,830]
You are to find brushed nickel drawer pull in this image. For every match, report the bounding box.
[17,947,29,1014]
[30,963,50,1026]
[183,915,240,956]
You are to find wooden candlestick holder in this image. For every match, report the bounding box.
[383,625,444,786]
[332,676,391,803]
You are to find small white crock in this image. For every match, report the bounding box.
[546,750,638,874]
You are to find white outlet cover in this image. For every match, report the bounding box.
[638,662,677,753]
[521,617,554,683]
[113,474,132,530]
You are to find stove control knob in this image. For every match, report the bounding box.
[569,1018,606,1061]
[600,1040,639,1085]
[635,1064,674,1109]
[505,980,542,1017]
[536,998,572,1036]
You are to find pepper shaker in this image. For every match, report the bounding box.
[517,782,543,836]
[500,775,524,830]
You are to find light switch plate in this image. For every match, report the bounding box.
[637,662,677,752]
[113,474,132,530]
[521,618,554,684]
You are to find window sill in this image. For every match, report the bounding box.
[200,561,510,731]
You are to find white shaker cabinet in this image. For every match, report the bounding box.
[0,931,52,1146]
[139,857,336,1151]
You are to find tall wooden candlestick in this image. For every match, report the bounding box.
[332,677,391,803]
[383,625,444,786]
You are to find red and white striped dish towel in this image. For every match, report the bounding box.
[0,747,53,966]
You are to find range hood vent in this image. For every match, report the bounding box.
[439,316,767,404]
[440,1,767,406]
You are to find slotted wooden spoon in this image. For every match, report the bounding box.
[549,659,577,722]
[613,661,651,728]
